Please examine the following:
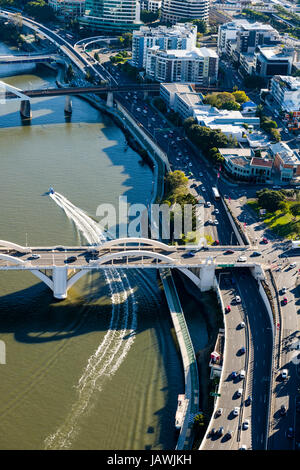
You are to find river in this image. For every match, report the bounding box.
[0,42,208,450]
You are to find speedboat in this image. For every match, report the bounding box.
[49,187,55,194]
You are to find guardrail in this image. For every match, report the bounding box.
[160,268,199,450]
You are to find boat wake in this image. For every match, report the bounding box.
[44,192,137,449]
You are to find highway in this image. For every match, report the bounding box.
[203,269,273,450]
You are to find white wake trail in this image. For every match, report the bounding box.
[45,192,137,449]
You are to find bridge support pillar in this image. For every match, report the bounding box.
[20,100,32,119]
[64,95,72,114]
[198,262,215,292]
[106,91,114,108]
[52,266,68,300]
[143,91,148,100]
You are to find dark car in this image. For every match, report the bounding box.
[283,297,288,305]
[231,371,238,379]
[209,428,216,437]
[65,256,78,263]
[287,427,294,439]
[246,395,252,406]
[251,251,261,257]
[217,426,224,437]
[225,249,234,255]
[225,430,233,439]
[239,346,246,355]
[280,405,287,416]
[183,251,196,258]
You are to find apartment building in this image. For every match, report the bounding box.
[131,23,197,69]
[161,0,210,25]
[146,46,218,84]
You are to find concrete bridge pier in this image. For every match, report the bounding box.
[52,266,68,300]
[198,262,216,292]
[106,91,114,108]
[64,95,72,114]
[20,99,32,119]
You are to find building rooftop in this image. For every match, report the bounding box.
[219,148,252,157]
[149,46,218,59]
[176,92,203,108]
[160,83,195,94]
[257,46,294,60]
[251,157,273,168]
[273,75,300,91]
[270,142,300,165]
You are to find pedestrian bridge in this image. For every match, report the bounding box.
[0,238,265,299]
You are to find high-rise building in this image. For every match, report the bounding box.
[145,46,218,84]
[161,0,210,25]
[80,0,141,32]
[255,46,294,78]
[131,23,197,69]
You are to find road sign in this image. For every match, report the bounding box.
[218,264,234,268]
[210,392,221,397]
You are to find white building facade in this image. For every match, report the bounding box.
[131,23,197,69]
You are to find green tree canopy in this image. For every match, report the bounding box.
[257,189,285,212]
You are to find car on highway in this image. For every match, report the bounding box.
[262,237,269,244]
[65,255,78,263]
[231,371,238,379]
[290,262,297,268]
[242,420,249,430]
[287,427,294,439]
[236,388,243,398]
[30,253,41,259]
[273,185,281,189]
[214,220,219,225]
[225,249,234,255]
[251,251,261,257]
[239,346,246,355]
[214,240,220,245]
[239,321,246,329]
[225,305,231,313]
[281,286,287,294]
[206,201,211,207]
[214,209,219,214]
[208,428,216,437]
[202,187,206,192]
[280,405,287,416]
[208,219,213,225]
[217,426,224,437]
[240,369,245,379]
[283,296,288,305]
[239,445,247,450]
[235,295,241,303]
[245,395,252,406]
[215,408,223,417]
[281,369,288,380]
[183,251,196,258]
[237,256,247,262]
[225,430,233,439]
[55,246,66,251]
[233,407,239,416]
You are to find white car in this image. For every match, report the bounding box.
[281,286,287,294]
[208,219,213,224]
[233,407,239,416]
[214,220,219,225]
[239,321,246,329]
[281,369,288,380]
[206,201,211,207]
[243,420,249,430]
[214,209,219,214]
[31,254,41,259]
[235,296,241,303]
[290,262,297,268]
[202,187,206,192]
[237,256,247,262]
[240,369,245,379]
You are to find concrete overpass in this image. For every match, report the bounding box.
[0,53,59,65]
[0,238,265,299]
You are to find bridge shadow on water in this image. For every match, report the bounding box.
[0,268,186,450]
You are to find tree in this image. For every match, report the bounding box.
[232,90,249,104]
[140,9,159,23]
[257,189,285,212]
[192,19,207,34]
[290,204,300,217]
[183,116,196,131]
[270,128,281,142]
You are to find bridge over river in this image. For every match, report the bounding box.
[0,238,265,299]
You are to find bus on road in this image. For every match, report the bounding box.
[212,186,220,201]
